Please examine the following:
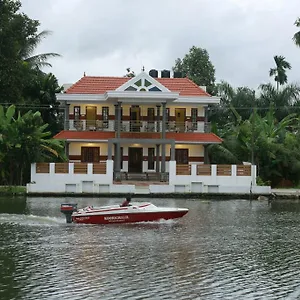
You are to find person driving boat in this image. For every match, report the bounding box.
[120,196,131,207]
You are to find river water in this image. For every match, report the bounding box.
[1,197,300,300]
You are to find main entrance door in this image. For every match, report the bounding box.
[128,147,143,173]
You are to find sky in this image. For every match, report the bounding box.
[21,0,300,89]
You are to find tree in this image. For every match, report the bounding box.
[269,55,291,90]
[258,83,300,121]
[0,0,60,105]
[24,72,64,134]
[293,17,300,48]
[0,105,66,185]
[173,46,216,94]
[19,30,61,69]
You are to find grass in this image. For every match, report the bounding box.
[0,186,27,196]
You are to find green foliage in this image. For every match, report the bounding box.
[0,105,66,185]
[172,46,216,94]
[293,17,300,48]
[269,55,291,89]
[209,80,300,186]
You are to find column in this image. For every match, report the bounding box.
[161,102,166,180]
[156,105,160,132]
[204,145,210,164]
[64,103,70,130]
[155,144,160,173]
[65,141,70,160]
[114,102,122,180]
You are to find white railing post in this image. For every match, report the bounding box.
[69,163,74,174]
[168,161,176,184]
[232,165,237,184]
[87,163,93,175]
[251,165,257,185]
[49,163,55,175]
[211,165,217,184]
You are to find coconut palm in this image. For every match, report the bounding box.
[269,55,292,90]
[293,18,300,48]
[18,30,60,69]
[258,83,300,121]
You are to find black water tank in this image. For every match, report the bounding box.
[149,69,158,78]
[161,69,171,78]
[173,71,182,78]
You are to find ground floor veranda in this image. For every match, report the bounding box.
[66,139,208,176]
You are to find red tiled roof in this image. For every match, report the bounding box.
[65,76,210,96]
[53,131,222,143]
[53,131,115,140]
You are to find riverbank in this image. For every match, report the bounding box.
[0,186,27,196]
[1,186,300,200]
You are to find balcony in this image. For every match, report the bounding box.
[67,120,211,133]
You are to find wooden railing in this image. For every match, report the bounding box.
[36,163,50,173]
[237,165,251,176]
[35,162,107,174]
[93,162,106,174]
[176,164,191,175]
[74,163,88,174]
[217,165,232,176]
[197,164,211,176]
[55,163,69,174]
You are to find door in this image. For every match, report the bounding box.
[130,106,141,132]
[81,147,100,162]
[86,106,97,129]
[175,108,186,132]
[175,149,189,164]
[128,147,143,173]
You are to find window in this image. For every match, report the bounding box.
[102,107,109,128]
[148,148,155,169]
[191,108,198,130]
[175,149,189,164]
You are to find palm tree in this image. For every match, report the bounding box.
[293,18,300,48]
[18,30,61,69]
[269,55,292,90]
[258,83,300,121]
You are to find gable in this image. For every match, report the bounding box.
[116,71,171,93]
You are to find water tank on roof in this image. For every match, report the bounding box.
[173,71,182,78]
[161,69,170,78]
[149,69,158,78]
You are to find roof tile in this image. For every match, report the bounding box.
[65,76,210,96]
[54,131,222,143]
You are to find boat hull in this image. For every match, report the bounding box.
[72,210,188,224]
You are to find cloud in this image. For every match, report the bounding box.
[21,0,300,88]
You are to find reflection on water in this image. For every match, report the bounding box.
[1,197,300,299]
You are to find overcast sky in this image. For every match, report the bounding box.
[21,0,300,89]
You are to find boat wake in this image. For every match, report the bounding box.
[0,213,65,227]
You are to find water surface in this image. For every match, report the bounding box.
[1,197,300,299]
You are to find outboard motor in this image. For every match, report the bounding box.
[60,203,77,223]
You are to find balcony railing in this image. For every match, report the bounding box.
[66,120,211,133]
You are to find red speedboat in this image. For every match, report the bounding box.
[60,202,188,224]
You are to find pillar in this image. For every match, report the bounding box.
[156,105,160,132]
[64,103,70,130]
[114,102,122,180]
[161,102,166,179]
[155,144,160,173]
